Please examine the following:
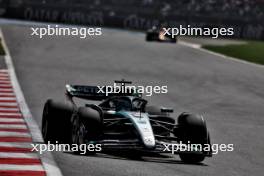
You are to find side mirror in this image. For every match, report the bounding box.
[161,108,174,113]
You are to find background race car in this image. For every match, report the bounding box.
[146,26,177,43]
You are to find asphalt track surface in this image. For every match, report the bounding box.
[2,25,264,176]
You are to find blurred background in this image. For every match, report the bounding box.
[0,0,264,40]
[0,1,264,176]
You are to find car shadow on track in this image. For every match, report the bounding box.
[64,151,208,166]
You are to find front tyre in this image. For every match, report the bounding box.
[177,113,209,163]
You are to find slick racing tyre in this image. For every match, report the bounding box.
[71,107,102,155]
[42,99,73,144]
[177,112,209,163]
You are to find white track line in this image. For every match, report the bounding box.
[0,28,63,176]
[0,131,30,137]
[0,152,38,158]
[178,41,201,48]
[0,125,27,129]
[0,164,44,171]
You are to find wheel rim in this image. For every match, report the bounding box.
[78,123,86,145]
[71,117,80,144]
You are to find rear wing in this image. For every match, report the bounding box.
[66,84,106,100]
[65,83,141,101]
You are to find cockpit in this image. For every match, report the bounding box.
[99,97,147,112]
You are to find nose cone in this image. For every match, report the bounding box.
[143,136,155,148]
[124,112,156,148]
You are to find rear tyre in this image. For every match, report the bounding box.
[146,105,174,120]
[177,112,208,163]
[41,99,73,144]
[146,105,165,116]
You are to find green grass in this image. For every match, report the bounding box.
[0,38,5,55]
[202,41,264,65]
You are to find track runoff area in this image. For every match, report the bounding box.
[0,28,63,176]
[0,69,46,176]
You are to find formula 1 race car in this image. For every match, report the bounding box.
[146,26,177,43]
[42,80,212,163]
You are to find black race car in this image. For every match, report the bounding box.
[146,26,177,43]
[42,80,212,163]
